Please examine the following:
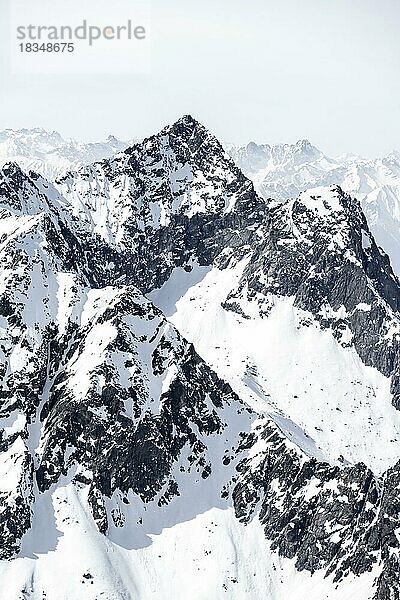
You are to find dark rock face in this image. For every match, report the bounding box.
[55,115,269,292]
[233,421,400,599]
[36,288,252,507]
[228,187,400,406]
[0,449,33,560]
[0,199,254,556]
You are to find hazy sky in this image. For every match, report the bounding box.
[1,0,399,156]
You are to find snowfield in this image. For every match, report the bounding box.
[0,495,377,600]
[150,262,400,474]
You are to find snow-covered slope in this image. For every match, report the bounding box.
[150,182,400,473]
[0,163,255,571]
[0,117,400,599]
[150,259,400,474]
[0,128,129,181]
[227,140,400,276]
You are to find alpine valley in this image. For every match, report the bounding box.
[0,116,400,600]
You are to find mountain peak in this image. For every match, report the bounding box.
[1,160,25,176]
[297,185,348,213]
[105,134,120,144]
[163,114,211,145]
[292,138,321,159]
[295,138,313,149]
[171,113,204,129]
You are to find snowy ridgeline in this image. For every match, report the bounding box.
[0,116,399,599]
[0,128,130,181]
[226,140,400,276]
[2,125,400,277]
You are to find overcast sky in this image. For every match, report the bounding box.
[1,0,399,157]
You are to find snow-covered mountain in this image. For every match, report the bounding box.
[4,127,400,276]
[0,128,129,182]
[227,140,400,276]
[0,116,400,599]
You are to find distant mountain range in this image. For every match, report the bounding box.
[2,127,399,276]
[0,128,130,181]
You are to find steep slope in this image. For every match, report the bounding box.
[227,140,400,276]
[234,420,400,600]
[56,115,261,245]
[147,180,400,599]
[150,185,400,473]
[0,165,260,600]
[55,115,268,293]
